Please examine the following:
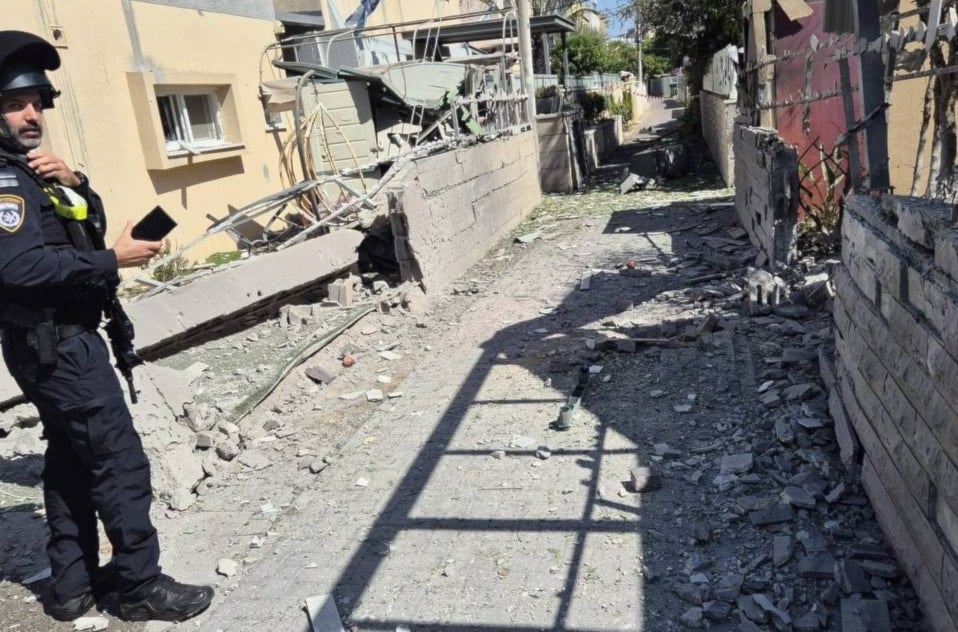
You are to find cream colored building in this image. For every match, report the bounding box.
[8,1,285,260]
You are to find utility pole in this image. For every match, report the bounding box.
[517,0,537,122]
[636,13,643,85]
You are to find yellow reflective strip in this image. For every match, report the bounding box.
[44,185,88,221]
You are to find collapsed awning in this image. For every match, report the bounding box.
[338,61,474,110]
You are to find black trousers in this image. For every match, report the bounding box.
[2,330,160,601]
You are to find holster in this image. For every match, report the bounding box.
[25,322,59,367]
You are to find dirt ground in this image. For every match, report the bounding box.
[0,115,926,631]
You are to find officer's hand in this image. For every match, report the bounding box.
[25,150,81,187]
[111,221,163,268]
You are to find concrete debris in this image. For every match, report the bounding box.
[679,607,704,628]
[719,453,753,475]
[366,390,385,402]
[652,443,682,459]
[237,449,272,470]
[379,350,402,361]
[217,558,238,577]
[510,436,536,449]
[620,171,652,194]
[305,363,339,385]
[73,617,109,631]
[326,279,353,307]
[515,231,542,244]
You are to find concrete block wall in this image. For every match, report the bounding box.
[389,132,542,293]
[833,194,958,632]
[733,125,799,266]
[700,90,737,187]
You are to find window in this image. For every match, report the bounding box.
[127,71,245,170]
[157,93,224,153]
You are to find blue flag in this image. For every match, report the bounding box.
[346,0,382,28]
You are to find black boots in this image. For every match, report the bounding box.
[116,574,214,622]
[44,591,95,621]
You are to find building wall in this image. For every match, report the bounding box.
[7,1,284,260]
[733,125,799,266]
[388,132,541,293]
[833,194,958,632]
[700,91,736,188]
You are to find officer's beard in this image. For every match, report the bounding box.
[0,119,41,154]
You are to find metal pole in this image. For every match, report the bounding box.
[854,0,890,192]
[517,0,537,122]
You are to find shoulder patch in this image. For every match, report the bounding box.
[0,195,25,233]
[0,169,18,189]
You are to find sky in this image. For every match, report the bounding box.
[596,0,630,39]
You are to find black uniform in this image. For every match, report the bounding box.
[0,150,160,603]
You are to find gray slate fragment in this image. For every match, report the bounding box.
[861,560,899,578]
[752,593,792,626]
[720,453,754,475]
[840,596,891,632]
[702,600,732,621]
[675,582,710,606]
[736,594,768,623]
[629,466,663,492]
[749,503,795,526]
[799,554,837,579]
[836,559,870,594]
[653,443,682,458]
[773,536,792,567]
[793,611,821,631]
[680,607,704,628]
[782,485,817,509]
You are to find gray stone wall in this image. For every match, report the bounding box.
[733,125,799,266]
[833,194,958,632]
[389,132,542,293]
[701,91,737,187]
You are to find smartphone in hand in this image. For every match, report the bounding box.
[132,206,177,241]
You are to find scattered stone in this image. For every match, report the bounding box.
[216,440,240,462]
[305,363,338,385]
[516,231,542,244]
[342,355,355,368]
[847,543,890,560]
[773,536,792,567]
[339,391,362,401]
[685,553,711,573]
[692,523,711,543]
[782,348,818,363]
[675,583,710,606]
[355,477,369,487]
[783,383,819,401]
[679,607,704,628]
[781,486,817,509]
[649,389,666,398]
[749,503,795,526]
[737,594,768,623]
[824,482,846,504]
[72,617,109,631]
[366,390,385,402]
[774,418,795,444]
[702,600,732,621]
[673,404,693,413]
[535,448,551,460]
[836,559,870,594]
[217,558,238,577]
[799,553,837,579]
[379,350,402,361]
[194,431,214,450]
[491,450,506,459]
[715,573,744,602]
[840,596,891,632]
[237,449,272,471]
[737,623,764,632]
[629,466,663,493]
[653,443,682,459]
[309,459,329,474]
[720,453,754,475]
[387,391,403,399]
[752,593,792,627]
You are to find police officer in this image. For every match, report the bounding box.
[0,31,213,623]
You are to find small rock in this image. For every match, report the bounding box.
[72,617,109,631]
[237,449,272,471]
[355,477,370,487]
[653,443,682,458]
[680,607,704,628]
[840,596,891,632]
[379,350,402,361]
[836,559,870,594]
[781,485,817,509]
[535,448,551,460]
[720,453,754,475]
[491,450,506,459]
[749,503,795,526]
[629,466,663,493]
[216,440,240,462]
[799,553,837,579]
[773,536,792,567]
[217,558,238,577]
[366,390,385,402]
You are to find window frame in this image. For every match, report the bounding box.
[127,71,246,170]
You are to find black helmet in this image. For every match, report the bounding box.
[0,31,60,108]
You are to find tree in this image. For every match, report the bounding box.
[620,0,741,91]
[551,31,609,75]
